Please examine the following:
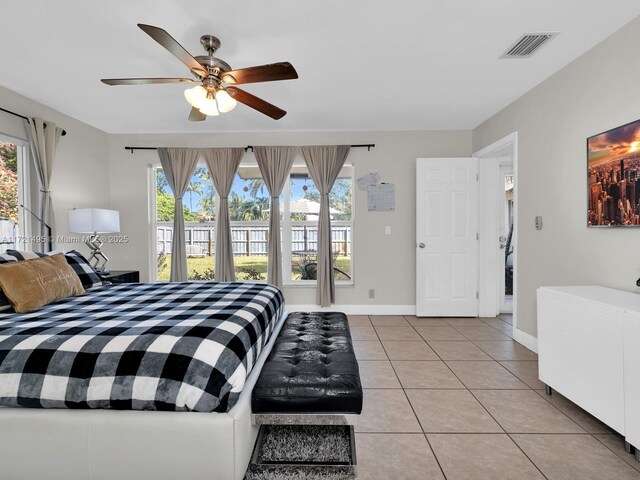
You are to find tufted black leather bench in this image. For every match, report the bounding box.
[251,312,363,414]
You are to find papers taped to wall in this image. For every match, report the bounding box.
[357,172,380,191]
[367,183,395,211]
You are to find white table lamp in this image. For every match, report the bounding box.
[69,208,120,273]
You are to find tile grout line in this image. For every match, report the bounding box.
[422,433,449,480]
[356,430,602,435]
[505,433,551,480]
[592,434,640,472]
[449,323,512,342]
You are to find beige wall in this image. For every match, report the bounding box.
[107,131,471,307]
[473,17,640,337]
[0,85,110,254]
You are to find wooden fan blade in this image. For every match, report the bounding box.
[222,62,298,85]
[188,107,207,122]
[137,24,208,77]
[101,78,195,86]
[227,87,286,120]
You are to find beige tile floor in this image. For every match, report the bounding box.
[350,314,640,480]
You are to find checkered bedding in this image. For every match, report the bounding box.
[0,281,284,413]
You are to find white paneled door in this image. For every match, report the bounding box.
[416,158,479,316]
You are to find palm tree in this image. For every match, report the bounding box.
[256,197,270,220]
[228,192,246,221]
[186,180,203,213]
[239,197,270,221]
[198,184,217,218]
[156,169,169,194]
[246,178,266,199]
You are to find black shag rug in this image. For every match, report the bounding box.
[244,425,355,480]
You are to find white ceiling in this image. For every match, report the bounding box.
[1,1,639,134]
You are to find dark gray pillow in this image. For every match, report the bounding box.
[0,254,18,312]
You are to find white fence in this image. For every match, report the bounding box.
[157,221,351,257]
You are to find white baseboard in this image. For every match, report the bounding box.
[513,328,538,354]
[286,304,417,315]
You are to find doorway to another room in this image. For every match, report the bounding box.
[475,132,519,334]
[499,162,514,313]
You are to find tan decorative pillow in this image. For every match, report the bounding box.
[0,253,85,313]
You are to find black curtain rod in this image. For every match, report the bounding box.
[0,107,67,136]
[124,144,375,153]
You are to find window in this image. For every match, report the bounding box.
[282,163,353,284]
[228,165,273,281]
[154,165,215,281]
[0,138,29,253]
[151,160,354,284]
[154,164,274,281]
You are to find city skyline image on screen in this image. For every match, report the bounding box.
[588,118,640,226]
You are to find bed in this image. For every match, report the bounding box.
[0,280,287,480]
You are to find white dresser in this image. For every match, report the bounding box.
[538,286,640,461]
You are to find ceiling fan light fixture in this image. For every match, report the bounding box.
[102,24,297,121]
[184,85,207,108]
[215,89,237,113]
[199,96,219,116]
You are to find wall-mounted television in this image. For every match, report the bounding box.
[587,118,640,227]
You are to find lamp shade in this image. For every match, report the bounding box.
[215,89,237,113]
[69,208,120,233]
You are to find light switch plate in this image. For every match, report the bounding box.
[385,226,391,235]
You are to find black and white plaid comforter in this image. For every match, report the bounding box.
[0,281,284,413]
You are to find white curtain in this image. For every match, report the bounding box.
[201,148,244,282]
[301,145,350,306]
[157,148,200,282]
[254,146,296,287]
[24,118,63,252]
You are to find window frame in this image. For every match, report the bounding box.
[0,134,31,251]
[281,161,355,287]
[149,160,355,286]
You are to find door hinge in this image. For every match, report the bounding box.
[476,291,479,299]
[476,173,479,181]
[476,232,479,240]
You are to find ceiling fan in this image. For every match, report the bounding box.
[101,24,298,121]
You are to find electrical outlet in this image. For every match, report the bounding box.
[368,289,375,299]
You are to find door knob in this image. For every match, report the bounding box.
[418,243,425,248]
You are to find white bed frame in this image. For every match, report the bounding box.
[0,310,288,480]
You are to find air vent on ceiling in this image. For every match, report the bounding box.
[501,32,559,59]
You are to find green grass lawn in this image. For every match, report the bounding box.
[157,254,351,282]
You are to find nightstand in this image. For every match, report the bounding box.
[101,270,140,284]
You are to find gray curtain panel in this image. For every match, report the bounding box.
[157,148,200,282]
[202,148,244,282]
[24,118,63,252]
[301,145,350,306]
[254,146,297,287]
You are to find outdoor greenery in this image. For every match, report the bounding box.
[156,168,352,222]
[157,255,351,282]
[156,191,198,221]
[298,179,352,221]
[0,143,18,223]
[155,167,353,282]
